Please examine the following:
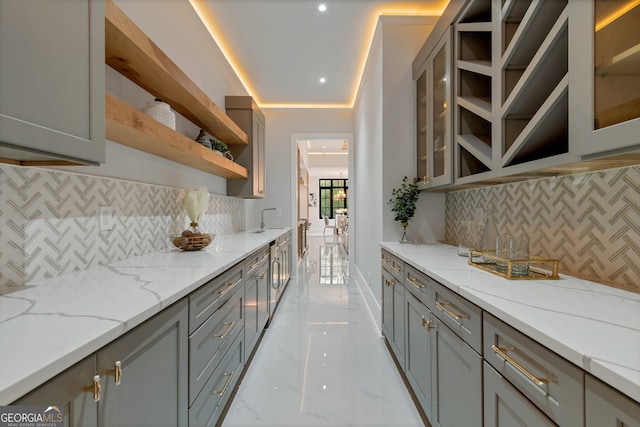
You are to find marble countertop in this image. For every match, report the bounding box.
[0,228,290,404]
[380,241,640,404]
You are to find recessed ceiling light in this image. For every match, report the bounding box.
[318,4,327,12]
[319,77,326,84]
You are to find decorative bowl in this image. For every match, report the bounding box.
[170,232,214,251]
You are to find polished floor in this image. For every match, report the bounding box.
[222,236,424,426]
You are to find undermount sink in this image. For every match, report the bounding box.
[251,227,284,234]
[252,230,266,233]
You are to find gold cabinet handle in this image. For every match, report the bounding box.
[390,263,402,273]
[214,321,235,338]
[435,301,468,321]
[492,345,549,387]
[406,276,426,289]
[84,375,101,402]
[215,281,236,294]
[384,278,394,287]
[423,176,431,184]
[108,361,122,385]
[258,273,265,280]
[213,372,234,395]
[420,316,437,331]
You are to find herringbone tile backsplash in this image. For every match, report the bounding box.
[446,166,640,293]
[0,164,248,291]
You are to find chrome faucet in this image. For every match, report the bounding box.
[261,208,276,230]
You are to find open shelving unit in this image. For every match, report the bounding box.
[104,0,249,179]
[499,0,569,169]
[454,0,494,180]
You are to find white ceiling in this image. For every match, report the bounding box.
[191,0,447,108]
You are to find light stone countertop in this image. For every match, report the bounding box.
[0,229,290,404]
[380,241,640,404]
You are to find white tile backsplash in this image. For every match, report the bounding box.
[445,166,640,293]
[0,164,251,291]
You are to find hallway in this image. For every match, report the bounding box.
[222,237,423,426]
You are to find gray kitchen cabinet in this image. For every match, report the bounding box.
[484,312,584,426]
[415,27,453,189]
[570,0,640,159]
[0,0,105,165]
[12,355,99,427]
[97,299,189,427]
[404,290,434,420]
[585,375,640,427]
[380,250,405,368]
[189,286,244,407]
[484,361,555,427]
[244,246,270,358]
[189,332,244,427]
[226,96,266,198]
[430,310,482,427]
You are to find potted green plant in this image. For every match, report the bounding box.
[388,176,420,243]
[209,137,229,154]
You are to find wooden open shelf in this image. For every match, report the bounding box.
[104,0,248,146]
[106,94,248,179]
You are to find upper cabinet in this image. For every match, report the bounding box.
[416,29,453,190]
[104,0,249,180]
[570,0,640,158]
[226,96,266,198]
[415,0,640,191]
[0,0,105,166]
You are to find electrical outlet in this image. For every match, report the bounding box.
[99,205,114,232]
[276,209,282,217]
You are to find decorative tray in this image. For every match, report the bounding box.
[170,232,214,251]
[468,250,560,280]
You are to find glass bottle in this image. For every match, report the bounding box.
[481,207,498,261]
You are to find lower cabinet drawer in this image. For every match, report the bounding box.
[381,249,404,283]
[484,361,555,427]
[189,262,245,333]
[189,331,244,427]
[484,313,584,426]
[189,286,244,406]
[432,279,482,354]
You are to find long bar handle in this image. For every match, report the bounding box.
[215,281,236,295]
[406,276,426,289]
[435,301,467,321]
[214,321,235,338]
[84,375,101,402]
[390,263,402,273]
[492,345,549,387]
[213,372,234,395]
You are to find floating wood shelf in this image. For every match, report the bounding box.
[104,0,248,146]
[106,94,248,179]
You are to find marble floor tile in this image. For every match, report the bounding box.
[222,238,423,427]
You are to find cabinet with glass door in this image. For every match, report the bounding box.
[571,0,640,159]
[416,28,453,190]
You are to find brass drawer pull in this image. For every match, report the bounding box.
[215,281,237,294]
[248,261,260,270]
[213,372,234,395]
[384,278,394,287]
[492,345,549,387]
[407,276,426,289]
[390,263,402,273]
[435,301,468,321]
[215,321,235,338]
[108,361,122,385]
[258,273,265,280]
[420,316,437,331]
[84,375,101,402]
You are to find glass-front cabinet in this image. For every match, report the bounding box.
[416,28,452,190]
[572,0,640,157]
